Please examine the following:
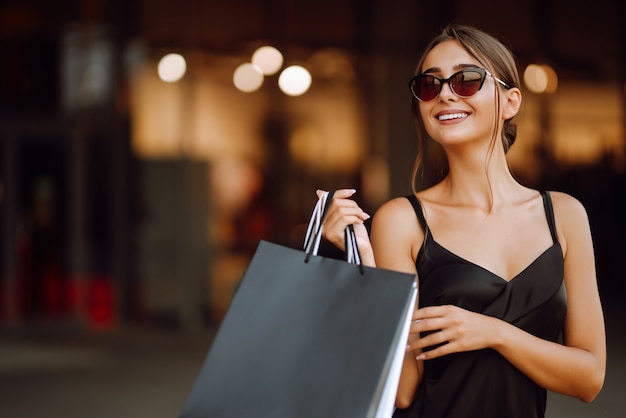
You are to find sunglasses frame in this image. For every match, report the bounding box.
[408,67,509,102]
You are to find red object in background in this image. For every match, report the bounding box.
[13,227,118,328]
[64,276,118,330]
[86,276,117,330]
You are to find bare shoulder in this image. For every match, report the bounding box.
[547,191,593,256]
[547,190,590,226]
[372,196,421,232]
[371,196,423,269]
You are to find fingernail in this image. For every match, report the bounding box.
[416,354,425,360]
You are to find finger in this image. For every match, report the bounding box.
[415,342,453,360]
[408,329,450,352]
[410,319,422,332]
[323,216,368,247]
[333,188,357,198]
[316,188,356,200]
[328,199,370,223]
[411,309,445,329]
[411,317,452,335]
[413,305,454,321]
[325,212,370,233]
[418,328,450,347]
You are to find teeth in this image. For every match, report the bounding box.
[438,113,467,121]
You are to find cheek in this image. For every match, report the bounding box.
[418,103,431,122]
[467,95,497,122]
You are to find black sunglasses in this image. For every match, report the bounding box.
[408,67,509,102]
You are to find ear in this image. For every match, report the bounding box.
[502,87,521,120]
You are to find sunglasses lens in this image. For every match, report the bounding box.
[410,69,487,101]
[450,70,484,97]
[413,75,440,101]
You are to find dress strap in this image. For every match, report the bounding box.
[540,190,559,244]
[405,194,428,233]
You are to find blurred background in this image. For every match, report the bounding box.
[0,0,624,416]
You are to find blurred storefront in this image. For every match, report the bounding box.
[1,0,625,331]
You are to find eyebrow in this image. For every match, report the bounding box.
[422,63,480,74]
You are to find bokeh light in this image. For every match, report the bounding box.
[233,63,264,92]
[157,53,187,83]
[524,64,558,94]
[251,46,283,75]
[278,65,312,96]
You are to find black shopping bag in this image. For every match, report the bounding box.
[181,191,417,418]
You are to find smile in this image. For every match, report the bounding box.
[437,113,468,121]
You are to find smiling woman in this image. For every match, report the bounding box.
[317,23,606,418]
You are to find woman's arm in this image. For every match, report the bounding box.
[370,198,425,408]
[496,192,606,401]
[320,190,425,407]
[408,192,606,402]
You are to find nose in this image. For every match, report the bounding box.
[438,79,456,101]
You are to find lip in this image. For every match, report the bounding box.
[434,110,470,122]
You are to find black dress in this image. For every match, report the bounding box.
[393,191,567,418]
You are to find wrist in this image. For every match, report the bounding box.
[490,317,512,351]
[359,245,376,267]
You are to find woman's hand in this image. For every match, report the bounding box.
[316,189,373,265]
[407,305,501,360]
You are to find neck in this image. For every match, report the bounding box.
[440,144,520,211]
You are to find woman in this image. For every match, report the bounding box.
[319,24,606,417]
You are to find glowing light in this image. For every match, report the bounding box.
[157,53,187,83]
[542,65,558,93]
[524,64,558,94]
[233,63,264,92]
[251,46,283,75]
[524,64,547,94]
[278,65,312,96]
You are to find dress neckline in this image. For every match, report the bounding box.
[423,234,562,283]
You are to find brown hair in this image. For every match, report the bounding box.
[410,23,521,193]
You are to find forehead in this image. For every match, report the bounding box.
[421,40,481,73]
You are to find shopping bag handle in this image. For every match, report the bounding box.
[303,190,335,259]
[303,190,364,274]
